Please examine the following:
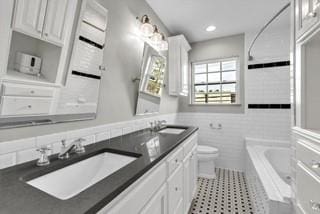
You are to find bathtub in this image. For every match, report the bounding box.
[245,138,292,214]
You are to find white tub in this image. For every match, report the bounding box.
[245,138,292,214]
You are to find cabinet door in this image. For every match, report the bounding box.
[183,155,191,214]
[43,0,69,45]
[168,37,181,96]
[140,184,167,214]
[190,148,198,198]
[13,0,47,38]
[168,165,183,214]
[180,45,189,96]
[297,0,319,38]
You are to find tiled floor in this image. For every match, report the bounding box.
[189,168,254,214]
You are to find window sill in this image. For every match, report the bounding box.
[188,103,242,106]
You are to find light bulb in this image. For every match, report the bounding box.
[158,34,168,50]
[139,15,154,37]
[151,26,162,44]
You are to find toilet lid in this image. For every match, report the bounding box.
[197,145,219,154]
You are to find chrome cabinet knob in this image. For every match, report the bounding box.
[311,160,320,169]
[99,65,106,71]
[308,12,317,18]
[310,200,320,211]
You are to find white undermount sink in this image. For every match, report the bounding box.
[158,128,186,135]
[26,152,137,200]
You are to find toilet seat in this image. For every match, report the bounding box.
[197,145,218,154]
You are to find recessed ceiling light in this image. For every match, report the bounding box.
[206,25,216,32]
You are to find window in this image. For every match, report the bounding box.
[191,57,240,104]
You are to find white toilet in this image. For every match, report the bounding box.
[197,145,219,179]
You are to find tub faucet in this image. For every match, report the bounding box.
[58,138,86,160]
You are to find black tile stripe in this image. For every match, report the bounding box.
[248,61,290,69]
[79,36,104,49]
[248,104,291,109]
[72,70,101,80]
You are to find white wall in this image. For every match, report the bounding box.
[176,26,291,171]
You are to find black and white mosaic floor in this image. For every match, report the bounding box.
[189,168,254,214]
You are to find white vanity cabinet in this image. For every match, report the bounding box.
[168,35,191,96]
[296,0,320,39]
[13,0,76,46]
[292,129,320,214]
[99,132,198,214]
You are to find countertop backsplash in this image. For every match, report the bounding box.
[0,114,177,169]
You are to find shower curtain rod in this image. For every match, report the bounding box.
[248,2,291,61]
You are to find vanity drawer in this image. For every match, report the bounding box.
[296,162,320,214]
[297,140,320,177]
[183,133,197,157]
[1,83,54,97]
[0,96,51,116]
[167,147,183,175]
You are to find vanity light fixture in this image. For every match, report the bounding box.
[137,15,168,50]
[206,25,216,32]
[139,15,154,37]
[151,25,162,44]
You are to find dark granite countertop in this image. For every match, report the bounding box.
[0,125,198,214]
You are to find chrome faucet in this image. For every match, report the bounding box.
[58,138,86,160]
[150,120,167,131]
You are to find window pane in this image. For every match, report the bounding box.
[194,85,206,93]
[208,85,220,93]
[222,60,236,71]
[208,62,220,72]
[194,93,206,103]
[194,64,206,73]
[222,71,236,82]
[208,95,221,103]
[208,73,220,83]
[222,83,236,93]
[221,92,236,103]
[194,74,207,84]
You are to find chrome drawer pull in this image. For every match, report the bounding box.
[311,160,320,169]
[308,12,317,18]
[310,200,320,211]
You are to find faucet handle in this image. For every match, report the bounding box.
[61,139,67,147]
[36,146,51,166]
[75,138,86,154]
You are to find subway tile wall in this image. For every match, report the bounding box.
[0,114,177,169]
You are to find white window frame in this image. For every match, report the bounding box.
[190,57,241,105]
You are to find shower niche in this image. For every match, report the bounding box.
[296,28,320,131]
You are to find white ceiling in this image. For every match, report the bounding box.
[146,0,290,43]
